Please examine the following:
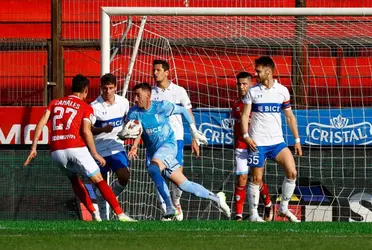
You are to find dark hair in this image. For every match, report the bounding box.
[255,56,275,70]
[71,74,89,93]
[133,82,152,93]
[236,72,252,82]
[101,73,117,86]
[153,59,169,71]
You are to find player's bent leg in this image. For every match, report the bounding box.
[234,174,248,221]
[170,169,231,218]
[68,173,99,220]
[148,159,175,218]
[90,172,136,222]
[110,151,131,196]
[95,172,109,220]
[113,168,130,196]
[274,146,300,222]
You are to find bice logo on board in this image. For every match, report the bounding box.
[305,115,372,145]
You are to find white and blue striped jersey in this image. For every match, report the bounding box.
[90,94,130,157]
[243,80,291,146]
[127,101,177,155]
[151,82,192,140]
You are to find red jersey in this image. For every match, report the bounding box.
[47,95,95,152]
[232,98,250,149]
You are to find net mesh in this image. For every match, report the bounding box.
[105,13,372,221]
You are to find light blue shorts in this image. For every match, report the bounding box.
[146,142,181,178]
[176,140,184,166]
[247,142,287,168]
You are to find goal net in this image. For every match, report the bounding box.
[102,7,372,221]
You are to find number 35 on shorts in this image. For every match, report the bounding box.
[247,151,264,167]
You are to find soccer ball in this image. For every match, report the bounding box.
[118,120,143,140]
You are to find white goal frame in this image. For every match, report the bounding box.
[100,7,372,76]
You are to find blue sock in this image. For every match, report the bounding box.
[179,179,219,203]
[148,164,172,208]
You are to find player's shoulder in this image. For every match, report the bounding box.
[114,94,129,105]
[274,80,289,91]
[90,95,103,107]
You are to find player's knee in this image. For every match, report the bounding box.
[286,168,297,180]
[117,177,128,187]
[250,175,262,184]
[237,174,248,186]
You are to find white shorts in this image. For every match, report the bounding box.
[51,147,100,178]
[235,148,250,175]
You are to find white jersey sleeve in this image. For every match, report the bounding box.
[282,86,291,110]
[242,89,253,105]
[179,87,192,109]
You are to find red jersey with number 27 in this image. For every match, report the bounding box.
[46,95,95,152]
[232,98,250,149]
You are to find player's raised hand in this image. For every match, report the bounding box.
[246,138,257,152]
[93,153,106,167]
[24,148,37,166]
[294,142,303,156]
[191,139,200,158]
[128,145,139,160]
[191,130,208,145]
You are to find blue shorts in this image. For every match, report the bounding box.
[247,142,287,168]
[146,142,181,178]
[176,140,184,166]
[100,151,129,175]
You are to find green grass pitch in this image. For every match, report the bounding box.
[1,221,372,250]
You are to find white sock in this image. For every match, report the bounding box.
[280,177,296,211]
[155,188,167,214]
[95,189,108,220]
[112,180,126,197]
[171,182,182,206]
[248,182,260,218]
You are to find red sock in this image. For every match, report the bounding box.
[96,180,123,215]
[260,183,272,206]
[234,185,246,216]
[70,176,95,213]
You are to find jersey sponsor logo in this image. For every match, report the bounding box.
[94,117,123,128]
[252,103,281,113]
[305,115,372,145]
[145,126,162,135]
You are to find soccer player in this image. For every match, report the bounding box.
[232,72,273,221]
[126,82,231,219]
[241,56,303,222]
[90,73,131,220]
[150,59,199,221]
[24,74,134,222]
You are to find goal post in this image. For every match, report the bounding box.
[100,7,372,221]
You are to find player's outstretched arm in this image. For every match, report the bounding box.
[241,103,257,151]
[24,110,51,166]
[283,109,302,156]
[173,105,208,145]
[82,120,106,166]
[187,109,200,157]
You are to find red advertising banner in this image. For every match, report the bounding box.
[0,107,50,144]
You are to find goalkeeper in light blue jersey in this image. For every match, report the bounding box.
[124,82,231,219]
